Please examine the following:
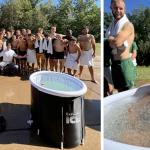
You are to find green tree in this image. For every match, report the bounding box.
[129,8,150,66]
[72,0,100,41]
[0,0,48,31]
[0,0,100,42]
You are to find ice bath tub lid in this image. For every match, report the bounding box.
[29,71,87,97]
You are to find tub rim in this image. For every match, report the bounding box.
[29,71,87,97]
[104,139,150,150]
[104,84,150,150]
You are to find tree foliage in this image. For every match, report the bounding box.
[0,0,100,41]
[129,8,150,66]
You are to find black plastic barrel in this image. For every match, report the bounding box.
[30,71,87,148]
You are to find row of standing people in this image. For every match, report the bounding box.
[0,26,98,83]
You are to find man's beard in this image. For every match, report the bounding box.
[112,11,124,20]
[82,32,88,35]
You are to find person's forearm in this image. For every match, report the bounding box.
[109,36,128,50]
[92,44,96,53]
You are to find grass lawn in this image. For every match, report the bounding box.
[96,43,100,56]
[135,66,150,87]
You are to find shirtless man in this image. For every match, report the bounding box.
[52,34,67,72]
[78,26,97,83]
[21,29,27,38]
[106,0,135,92]
[38,28,44,38]
[49,26,58,70]
[0,32,6,61]
[34,32,45,70]
[27,34,37,71]
[15,30,21,39]
[27,29,32,35]
[11,35,18,52]
[0,33,4,52]
[17,35,27,73]
[64,37,81,76]
[11,35,19,64]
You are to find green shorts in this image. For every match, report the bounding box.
[111,58,136,90]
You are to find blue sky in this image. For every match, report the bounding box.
[46,0,100,7]
[104,0,150,13]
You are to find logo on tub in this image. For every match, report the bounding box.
[66,113,80,124]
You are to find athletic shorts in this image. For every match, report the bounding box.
[44,50,54,59]
[18,50,27,60]
[53,50,64,59]
[111,58,136,90]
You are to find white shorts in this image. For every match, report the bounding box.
[80,49,94,66]
[64,53,78,70]
[27,49,37,64]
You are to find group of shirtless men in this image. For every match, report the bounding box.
[0,26,97,83]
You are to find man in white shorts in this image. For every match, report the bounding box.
[27,34,37,72]
[78,26,97,83]
[64,37,81,76]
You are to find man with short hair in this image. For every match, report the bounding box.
[64,37,81,76]
[63,29,74,40]
[27,34,37,71]
[48,26,58,71]
[52,34,67,72]
[43,33,53,70]
[0,43,19,75]
[17,35,27,73]
[34,32,45,70]
[78,26,97,83]
[106,0,136,92]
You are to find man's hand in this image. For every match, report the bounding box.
[108,36,116,48]
[76,59,79,64]
[92,52,95,58]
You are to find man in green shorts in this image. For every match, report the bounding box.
[106,0,136,92]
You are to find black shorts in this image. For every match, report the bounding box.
[43,50,54,59]
[18,50,27,60]
[53,50,64,59]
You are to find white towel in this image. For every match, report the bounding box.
[64,53,78,70]
[80,49,94,66]
[42,38,53,54]
[34,39,44,53]
[106,14,129,37]
[106,14,129,53]
[27,49,37,64]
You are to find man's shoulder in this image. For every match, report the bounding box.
[78,35,82,38]
[121,21,134,34]
[88,34,95,39]
[123,21,134,29]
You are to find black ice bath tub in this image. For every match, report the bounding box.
[29,71,87,149]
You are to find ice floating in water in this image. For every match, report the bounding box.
[40,81,76,91]
[30,71,87,97]
[105,94,150,147]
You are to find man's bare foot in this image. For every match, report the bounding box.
[91,80,99,84]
